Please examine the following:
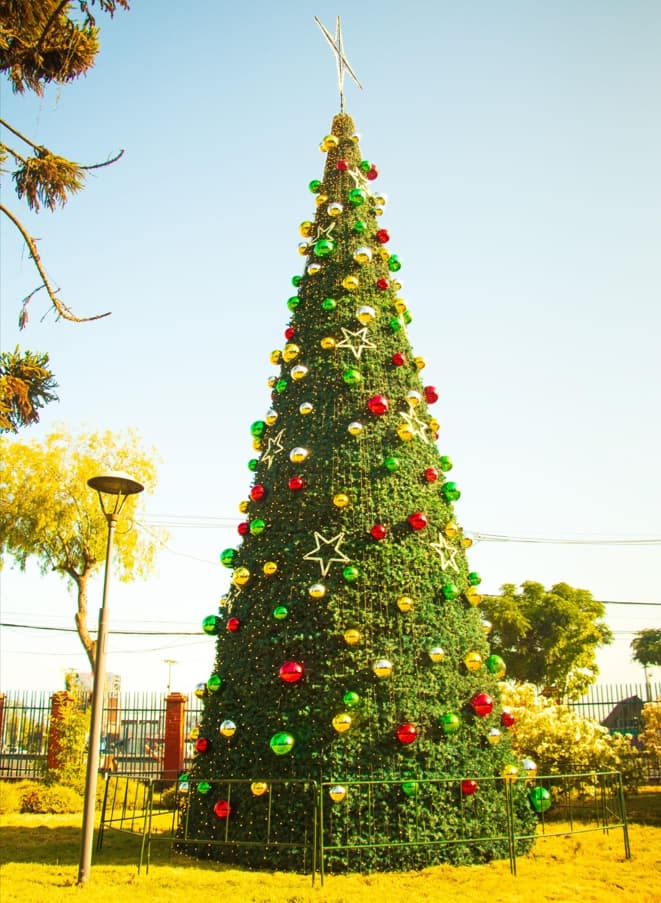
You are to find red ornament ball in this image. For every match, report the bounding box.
[370,524,387,541]
[376,277,390,291]
[284,327,296,340]
[376,228,390,243]
[424,467,438,483]
[226,617,241,633]
[288,476,306,491]
[424,385,439,403]
[213,799,232,819]
[408,511,428,531]
[391,352,406,366]
[336,159,349,171]
[279,661,304,684]
[195,737,210,753]
[237,521,249,535]
[250,484,266,502]
[396,722,418,745]
[367,395,389,416]
[461,779,478,796]
[501,711,516,728]
[470,692,494,718]
[366,165,379,180]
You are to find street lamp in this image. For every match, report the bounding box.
[77,472,144,886]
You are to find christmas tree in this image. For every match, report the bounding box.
[181,28,538,872]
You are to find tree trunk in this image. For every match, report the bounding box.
[74,572,97,673]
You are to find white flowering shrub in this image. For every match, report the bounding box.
[499,682,643,791]
[639,699,661,759]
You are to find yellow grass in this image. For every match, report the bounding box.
[1,812,660,902]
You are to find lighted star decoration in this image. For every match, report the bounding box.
[303,530,350,576]
[399,405,430,443]
[336,326,376,360]
[310,221,336,244]
[260,428,285,470]
[346,166,370,191]
[430,532,461,571]
[315,15,363,112]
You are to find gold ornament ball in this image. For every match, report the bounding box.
[375,192,388,206]
[397,423,414,441]
[488,728,502,745]
[414,356,426,370]
[406,390,422,407]
[463,536,474,549]
[320,134,339,151]
[347,421,363,436]
[332,712,352,733]
[282,343,300,362]
[353,246,372,264]
[501,764,520,783]
[219,720,236,737]
[232,567,251,587]
[188,726,200,741]
[238,500,249,514]
[252,438,262,451]
[309,583,326,599]
[343,628,362,646]
[328,202,343,216]
[291,364,308,381]
[397,595,415,612]
[464,651,483,672]
[320,336,336,350]
[333,493,350,508]
[428,646,445,663]
[465,587,482,607]
[219,594,229,608]
[342,275,360,291]
[373,659,393,678]
[315,193,329,207]
[299,401,314,415]
[251,782,269,796]
[429,416,440,432]
[329,785,347,802]
[394,298,407,313]
[297,242,309,255]
[290,447,309,463]
[481,618,493,634]
[270,349,282,365]
[263,561,278,576]
[299,220,313,237]
[265,409,278,426]
[444,521,459,539]
[307,262,322,275]
[356,305,376,324]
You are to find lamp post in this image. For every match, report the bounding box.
[77,472,144,886]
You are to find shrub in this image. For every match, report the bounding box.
[0,781,24,814]
[20,782,83,814]
[500,682,643,791]
[639,699,661,759]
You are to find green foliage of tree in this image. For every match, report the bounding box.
[0,426,164,670]
[0,0,128,327]
[639,699,661,760]
[631,629,661,668]
[0,346,58,432]
[500,682,642,792]
[183,112,538,872]
[481,581,613,699]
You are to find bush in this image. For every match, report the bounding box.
[0,781,24,814]
[639,700,661,759]
[20,782,84,813]
[500,682,643,791]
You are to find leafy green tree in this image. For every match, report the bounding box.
[0,0,129,326]
[0,346,58,432]
[481,581,613,699]
[631,629,661,668]
[0,427,164,671]
[183,111,538,873]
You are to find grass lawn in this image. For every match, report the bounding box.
[1,790,659,902]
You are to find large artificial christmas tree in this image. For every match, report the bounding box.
[182,62,538,871]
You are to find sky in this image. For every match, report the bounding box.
[1,0,660,697]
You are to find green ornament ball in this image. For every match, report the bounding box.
[197,781,212,795]
[343,368,362,386]
[468,571,482,586]
[529,786,552,813]
[383,455,399,473]
[287,296,300,311]
[270,732,295,756]
[322,297,337,311]
[442,583,460,600]
[389,317,403,332]
[440,712,461,735]
[387,254,402,272]
[250,420,266,437]
[314,238,335,257]
[220,548,236,568]
[250,518,266,535]
[201,615,221,636]
[343,565,360,583]
[359,159,371,172]
[343,691,361,708]
[207,674,222,692]
[247,458,258,472]
[275,378,288,393]
[403,309,412,324]
[485,654,507,678]
[273,605,289,620]
[442,481,461,501]
[348,188,367,206]
[401,781,419,798]
[309,179,322,193]
[291,274,302,287]
[439,455,453,472]
[352,220,367,234]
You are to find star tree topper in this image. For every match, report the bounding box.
[315,16,363,112]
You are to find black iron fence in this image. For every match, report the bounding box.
[0,683,658,783]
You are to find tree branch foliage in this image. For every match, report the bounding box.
[631,628,661,668]
[0,427,165,670]
[481,581,613,699]
[0,346,59,432]
[0,0,128,326]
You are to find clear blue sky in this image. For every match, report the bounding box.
[1,1,659,694]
